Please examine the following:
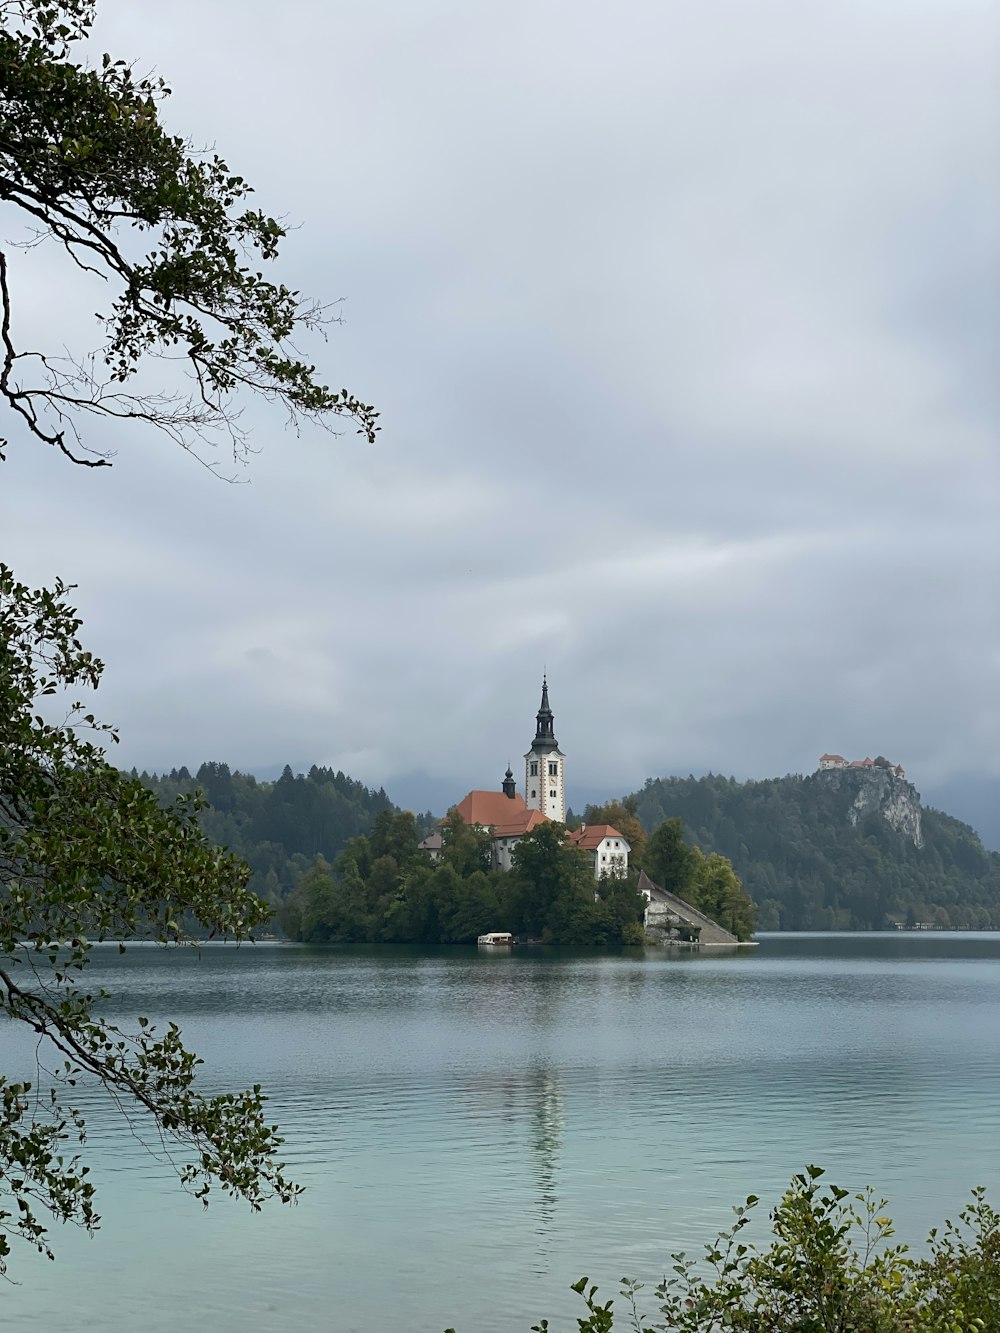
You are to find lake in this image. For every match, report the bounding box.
[2,933,999,1331]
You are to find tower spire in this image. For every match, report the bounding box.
[533,675,557,749]
[524,676,565,822]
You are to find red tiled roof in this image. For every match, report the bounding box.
[568,823,629,851]
[820,753,846,762]
[448,789,526,829]
[492,809,547,838]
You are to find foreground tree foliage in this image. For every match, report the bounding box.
[0,566,299,1271]
[1,0,380,1277]
[507,1167,999,1333]
[0,0,377,469]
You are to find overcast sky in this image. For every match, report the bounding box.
[2,0,999,824]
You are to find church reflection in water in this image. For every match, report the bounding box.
[459,1064,566,1252]
[531,1064,565,1235]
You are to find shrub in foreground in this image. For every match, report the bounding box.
[448,1166,999,1332]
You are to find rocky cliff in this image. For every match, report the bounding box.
[631,770,1000,930]
[815,766,924,848]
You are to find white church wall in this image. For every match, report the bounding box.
[524,747,566,824]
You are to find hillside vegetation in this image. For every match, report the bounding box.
[140,763,1000,933]
[629,772,1000,930]
[138,766,649,944]
[139,766,751,943]
[136,763,406,908]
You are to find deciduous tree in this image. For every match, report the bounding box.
[582,797,648,869]
[440,810,493,878]
[0,566,299,1273]
[509,822,596,943]
[0,0,377,471]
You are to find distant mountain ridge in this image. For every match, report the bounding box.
[140,760,1000,932]
[627,769,1000,930]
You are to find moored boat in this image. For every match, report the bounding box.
[477,932,514,948]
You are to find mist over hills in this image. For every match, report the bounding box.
[919,774,1000,853]
[386,770,1000,854]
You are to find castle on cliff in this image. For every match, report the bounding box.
[818,754,906,779]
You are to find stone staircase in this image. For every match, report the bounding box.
[637,871,741,945]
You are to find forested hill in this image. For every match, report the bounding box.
[628,771,1000,930]
[136,763,428,907]
[141,762,1000,933]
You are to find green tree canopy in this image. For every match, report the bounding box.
[508,822,600,943]
[0,566,298,1272]
[440,810,493,878]
[643,816,756,940]
[633,773,1000,930]
[0,0,377,470]
[692,849,757,941]
[645,817,697,895]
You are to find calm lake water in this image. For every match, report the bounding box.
[2,934,999,1331]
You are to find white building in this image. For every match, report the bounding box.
[416,830,443,861]
[567,823,631,880]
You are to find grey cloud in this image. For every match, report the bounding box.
[2,0,998,832]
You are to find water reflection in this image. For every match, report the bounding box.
[459,1064,565,1259]
[531,1066,565,1246]
[2,935,1000,1333]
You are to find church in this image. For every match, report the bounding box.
[420,679,631,879]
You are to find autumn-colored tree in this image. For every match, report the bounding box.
[582,796,648,869]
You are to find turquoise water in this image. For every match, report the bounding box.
[2,933,999,1331]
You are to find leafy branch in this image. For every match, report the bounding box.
[0,0,378,471]
[1,563,299,1272]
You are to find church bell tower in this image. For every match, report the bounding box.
[524,676,566,823]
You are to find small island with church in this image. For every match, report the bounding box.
[278,679,757,947]
[137,686,999,938]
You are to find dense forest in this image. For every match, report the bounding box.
[135,763,413,909]
[138,762,1000,936]
[137,766,755,944]
[280,812,651,946]
[629,772,1000,930]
